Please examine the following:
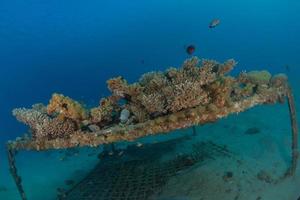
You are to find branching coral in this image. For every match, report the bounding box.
[90,96,120,125]
[107,76,142,98]
[105,57,237,122]
[138,92,167,114]
[13,107,77,139]
[165,81,209,112]
[216,59,237,75]
[207,76,235,107]
[125,103,149,122]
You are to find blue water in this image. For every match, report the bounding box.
[1,0,300,199]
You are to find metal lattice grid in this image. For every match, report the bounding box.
[60,140,233,200]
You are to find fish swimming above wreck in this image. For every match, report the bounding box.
[209,19,220,28]
[6,57,299,200]
[186,45,196,55]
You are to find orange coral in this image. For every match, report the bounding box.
[47,93,88,122]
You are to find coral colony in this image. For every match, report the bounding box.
[6,57,298,200]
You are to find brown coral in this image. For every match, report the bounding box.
[139,71,168,93]
[105,57,236,121]
[270,74,288,88]
[47,93,88,122]
[125,103,149,122]
[90,96,118,125]
[13,107,77,139]
[165,81,209,112]
[107,76,142,98]
[207,76,235,107]
[139,93,167,114]
[216,59,237,75]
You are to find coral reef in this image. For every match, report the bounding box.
[106,57,237,121]
[9,56,292,148]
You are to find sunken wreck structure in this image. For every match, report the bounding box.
[6,57,298,200]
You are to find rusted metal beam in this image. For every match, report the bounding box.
[7,93,274,151]
[285,86,299,177]
[7,146,27,200]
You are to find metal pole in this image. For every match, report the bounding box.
[285,86,299,177]
[7,146,27,200]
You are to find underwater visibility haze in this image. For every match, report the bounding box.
[1,0,300,200]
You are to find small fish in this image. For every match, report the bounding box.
[186,45,196,55]
[209,19,220,28]
[108,151,114,156]
[118,151,124,156]
[136,142,143,147]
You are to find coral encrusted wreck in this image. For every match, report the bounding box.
[7,57,299,200]
[9,57,291,150]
